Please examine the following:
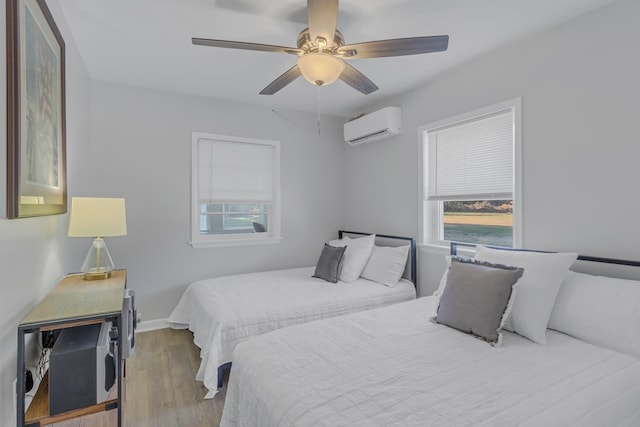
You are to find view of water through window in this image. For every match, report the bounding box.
[443,200,513,247]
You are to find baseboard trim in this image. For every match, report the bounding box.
[137,318,169,332]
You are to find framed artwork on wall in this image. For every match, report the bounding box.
[6,0,66,218]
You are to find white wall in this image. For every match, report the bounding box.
[0,1,92,425]
[342,0,640,295]
[88,81,345,321]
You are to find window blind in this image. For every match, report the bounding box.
[198,138,275,203]
[427,110,514,201]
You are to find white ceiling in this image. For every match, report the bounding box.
[55,0,616,118]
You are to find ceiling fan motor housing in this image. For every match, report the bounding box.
[297,28,345,53]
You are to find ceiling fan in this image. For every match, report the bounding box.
[193,0,449,95]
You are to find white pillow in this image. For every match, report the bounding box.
[329,234,375,283]
[361,245,410,287]
[549,271,640,358]
[434,255,475,296]
[474,246,577,345]
[433,255,452,297]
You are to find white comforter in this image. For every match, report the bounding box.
[221,297,640,427]
[167,267,416,398]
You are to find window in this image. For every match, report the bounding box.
[419,99,522,248]
[191,133,281,248]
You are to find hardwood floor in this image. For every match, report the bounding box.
[49,328,226,427]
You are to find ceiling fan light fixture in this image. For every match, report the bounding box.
[297,52,345,87]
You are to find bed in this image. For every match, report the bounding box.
[167,231,417,398]
[220,245,640,426]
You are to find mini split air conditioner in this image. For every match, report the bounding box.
[344,106,402,146]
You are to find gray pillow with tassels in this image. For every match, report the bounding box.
[436,257,524,345]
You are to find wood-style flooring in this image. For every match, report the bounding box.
[48,328,225,427]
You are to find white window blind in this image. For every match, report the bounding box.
[191,132,281,248]
[427,110,514,201]
[198,138,275,203]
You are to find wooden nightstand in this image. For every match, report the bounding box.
[17,270,128,427]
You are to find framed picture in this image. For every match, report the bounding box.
[6,0,66,218]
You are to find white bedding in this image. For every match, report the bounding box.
[221,296,640,427]
[167,266,416,398]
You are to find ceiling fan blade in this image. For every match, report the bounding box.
[339,62,378,95]
[192,38,303,55]
[259,65,302,95]
[307,0,338,47]
[338,35,449,59]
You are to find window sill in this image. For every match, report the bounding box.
[190,236,283,249]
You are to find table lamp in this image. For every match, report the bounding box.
[68,197,127,280]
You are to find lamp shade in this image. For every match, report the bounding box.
[297,52,345,86]
[68,197,127,237]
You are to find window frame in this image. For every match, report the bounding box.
[190,132,282,248]
[418,98,523,249]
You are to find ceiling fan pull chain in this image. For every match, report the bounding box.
[317,85,321,136]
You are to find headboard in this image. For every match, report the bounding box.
[449,241,640,268]
[339,230,417,286]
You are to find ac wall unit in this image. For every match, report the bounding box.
[344,106,402,146]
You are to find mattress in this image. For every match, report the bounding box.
[167,266,416,397]
[221,296,640,427]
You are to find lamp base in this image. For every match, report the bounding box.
[83,270,112,281]
[80,237,115,281]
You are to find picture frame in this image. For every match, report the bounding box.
[6,0,66,218]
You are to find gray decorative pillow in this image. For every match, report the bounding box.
[435,257,524,345]
[312,244,347,283]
